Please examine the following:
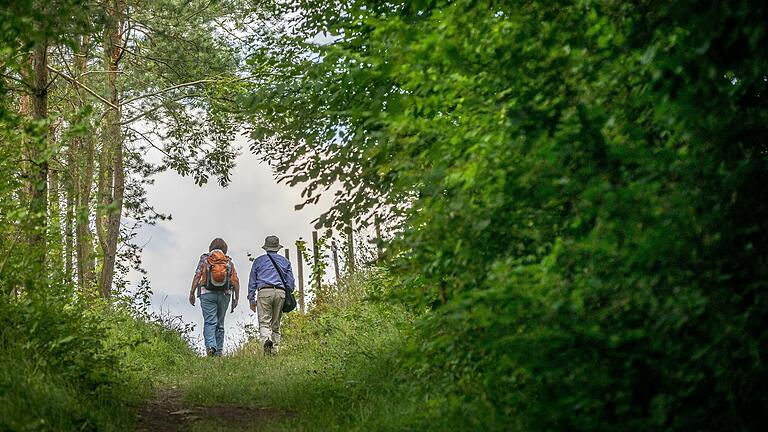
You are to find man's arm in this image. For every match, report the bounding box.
[285,260,296,291]
[248,259,259,312]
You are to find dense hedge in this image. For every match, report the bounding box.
[248,1,768,430]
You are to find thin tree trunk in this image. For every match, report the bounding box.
[97,0,126,299]
[96,133,114,298]
[11,66,33,297]
[63,127,75,284]
[71,33,97,294]
[28,41,49,275]
[72,36,96,294]
[65,184,74,283]
[78,131,97,292]
[19,90,32,201]
[48,163,64,277]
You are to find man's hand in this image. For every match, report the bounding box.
[250,302,257,313]
[189,292,196,306]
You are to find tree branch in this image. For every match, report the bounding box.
[120,93,206,125]
[0,72,32,90]
[119,79,215,106]
[126,126,171,158]
[113,43,180,78]
[46,65,118,110]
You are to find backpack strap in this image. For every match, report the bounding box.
[266,253,289,291]
[225,260,232,289]
[205,260,213,290]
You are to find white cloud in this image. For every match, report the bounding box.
[129,135,334,352]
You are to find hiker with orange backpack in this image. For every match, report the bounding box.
[189,238,240,357]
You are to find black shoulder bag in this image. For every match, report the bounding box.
[266,253,298,313]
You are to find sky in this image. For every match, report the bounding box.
[129,135,333,352]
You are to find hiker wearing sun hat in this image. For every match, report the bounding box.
[247,235,296,354]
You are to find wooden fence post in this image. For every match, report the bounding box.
[332,240,340,283]
[296,240,305,314]
[312,230,321,292]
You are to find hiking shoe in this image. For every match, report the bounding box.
[206,347,216,357]
[263,339,274,355]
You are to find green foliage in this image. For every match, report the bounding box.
[123,0,249,187]
[247,1,768,430]
[0,295,129,431]
[157,268,419,432]
[0,286,196,431]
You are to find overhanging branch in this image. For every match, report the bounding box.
[120,93,206,125]
[119,79,215,106]
[46,65,118,110]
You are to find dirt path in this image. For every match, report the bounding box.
[135,387,287,431]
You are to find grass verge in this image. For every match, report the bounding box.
[156,269,433,431]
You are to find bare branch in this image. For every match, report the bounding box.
[127,126,171,158]
[120,93,206,125]
[112,43,182,79]
[0,72,32,90]
[80,70,124,77]
[46,65,118,110]
[119,79,215,106]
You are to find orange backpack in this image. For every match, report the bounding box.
[200,250,232,291]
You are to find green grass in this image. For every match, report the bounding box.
[147,269,505,431]
[0,271,470,431]
[0,358,130,432]
[0,295,198,432]
[156,294,425,432]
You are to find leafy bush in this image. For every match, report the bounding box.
[0,295,130,431]
[248,1,768,430]
[0,289,196,431]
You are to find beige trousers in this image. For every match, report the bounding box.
[256,288,285,345]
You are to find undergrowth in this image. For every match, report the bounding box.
[0,290,196,431]
[161,268,500,431]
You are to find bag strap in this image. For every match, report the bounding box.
[223,259,231,287]
[204,260,212,288]
[266,253,289,291]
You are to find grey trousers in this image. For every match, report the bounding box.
[257,288,285,345]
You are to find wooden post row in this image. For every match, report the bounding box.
[295,240,305,314]
[332,240,341,283]
[312,230,321,292]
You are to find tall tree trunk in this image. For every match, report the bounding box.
[78,131,97,293]
[72,34,97,294]
[10,69,33,297]
[48,161,64,279]
[65,184,74,283]
[19,90,32,202]
[96,137,113,294]
[97,0,125,299]
[27,42,49,277]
